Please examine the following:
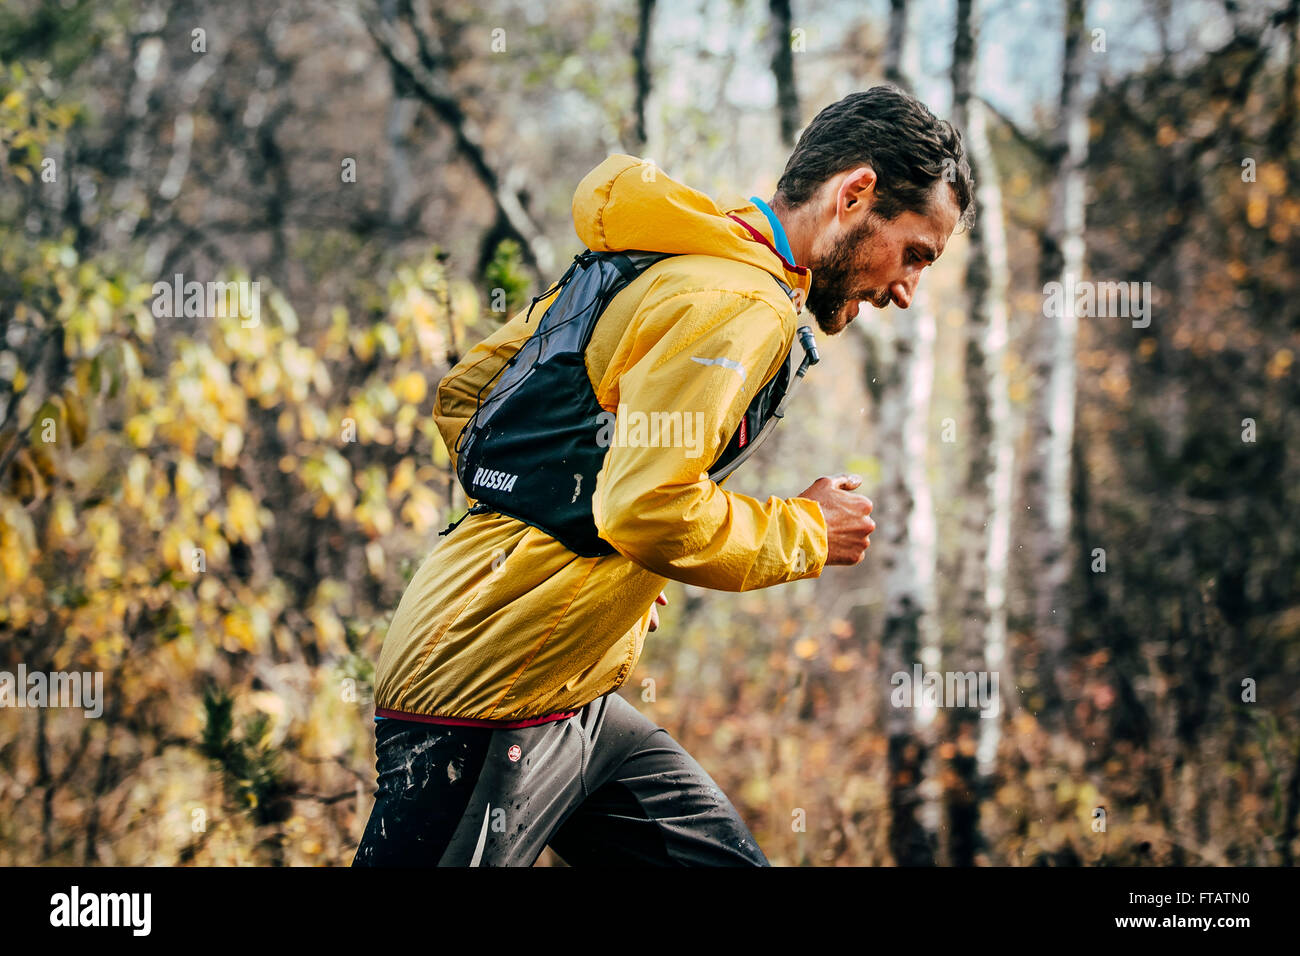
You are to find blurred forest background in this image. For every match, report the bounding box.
[1,0,1298,866]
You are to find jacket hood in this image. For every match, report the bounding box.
[571,154,811,308]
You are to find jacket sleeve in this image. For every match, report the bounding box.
[591,288,828,591]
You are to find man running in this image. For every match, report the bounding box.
[353,85,973,866]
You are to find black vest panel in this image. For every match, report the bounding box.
[449,250,805,557]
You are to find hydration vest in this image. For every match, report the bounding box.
[441,249,819,557]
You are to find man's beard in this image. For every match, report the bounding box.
[804,214,890,334]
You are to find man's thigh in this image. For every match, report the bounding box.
[352,719,493,866]
[353,708,595,867]
[549,693,770,866]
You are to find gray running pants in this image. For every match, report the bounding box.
[351,691,769,866]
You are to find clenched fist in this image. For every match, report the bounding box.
[796,474,876,566]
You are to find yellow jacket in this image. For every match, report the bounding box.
[373,155,829,722]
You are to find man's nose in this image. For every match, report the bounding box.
[890,274,918,310]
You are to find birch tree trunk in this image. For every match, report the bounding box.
[1025,0,1089,728]
[948,0,1016,866]
[859,0,942,866]
[872,284,941,866]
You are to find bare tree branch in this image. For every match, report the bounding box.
[354,1,553,280]
[976,93,1053,162]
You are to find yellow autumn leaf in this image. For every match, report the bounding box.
[365,540,385,577]
[1246,194,1268,229]
[219,422,243,465]
[0,498,36,585]
[401,488,440,533]
[223,610,258,652]
[1260,162,1287,197]
[1266,348,1293,379]
[51,496,78,540]
[227,487,261,543]
[307,605,345,652]
[125,454,149,508]
[352,329,374,362]
[395,371,427,404]
[388,458,415,498]
[125,414,154,447]
[831,653,856,673]
[249,690,285,720]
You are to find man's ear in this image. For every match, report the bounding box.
[838,166,877,217]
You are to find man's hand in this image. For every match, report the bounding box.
[648,590,668,631]
[796,474,876,566]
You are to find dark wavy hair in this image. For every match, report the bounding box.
[775,86,974,229]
